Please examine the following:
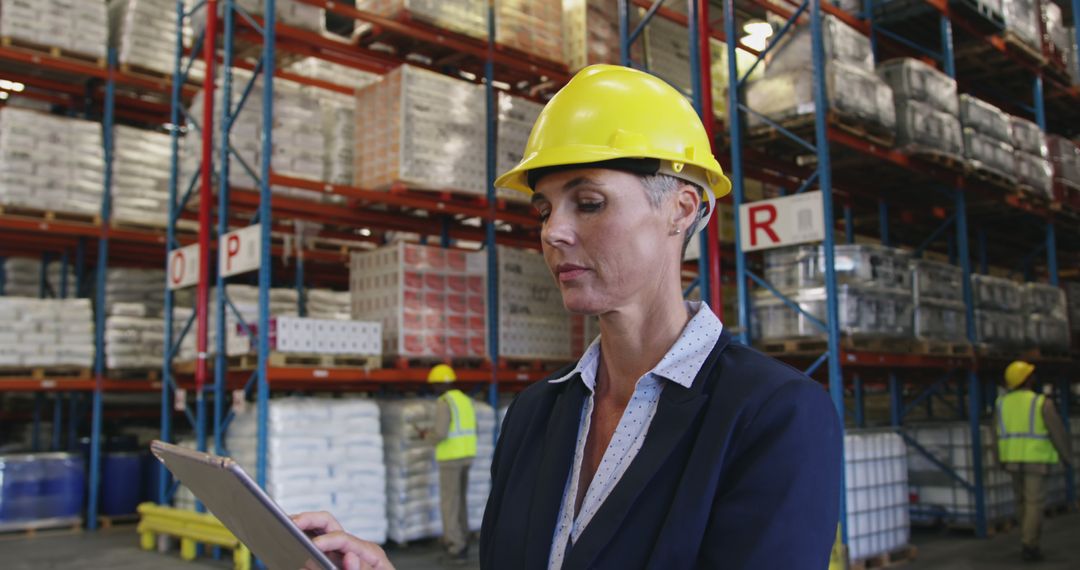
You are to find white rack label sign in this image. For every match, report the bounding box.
[167,244,200,290]
[220,224,262,278]
[738,191,825,252]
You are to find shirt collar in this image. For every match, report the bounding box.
[549,301,723,391]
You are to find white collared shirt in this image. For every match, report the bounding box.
[546,301,723,569]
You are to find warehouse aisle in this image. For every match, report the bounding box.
[2,515,1079,569]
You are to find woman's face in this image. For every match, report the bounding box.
[531,168,687,315]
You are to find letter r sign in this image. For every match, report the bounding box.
[738,191,825,252]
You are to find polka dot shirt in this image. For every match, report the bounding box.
[545,301,723,569]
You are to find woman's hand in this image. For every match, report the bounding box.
[291,511,395,570]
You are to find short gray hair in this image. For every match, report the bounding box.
[639,173,706,255]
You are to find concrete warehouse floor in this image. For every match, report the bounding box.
[1,513,1078,569]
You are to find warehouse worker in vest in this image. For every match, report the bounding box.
[425,364,477,565]
[992,360,1072,562]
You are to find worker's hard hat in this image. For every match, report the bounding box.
[427,364,457,384]
[495,64,732,231]
[1004,360,1035,390]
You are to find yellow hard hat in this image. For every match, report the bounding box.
[495,64,732,226]
[1004,360,1035,390]
[427,364,457,384]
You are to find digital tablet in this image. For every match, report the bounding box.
[150,440,341,570]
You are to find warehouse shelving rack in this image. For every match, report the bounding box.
[699,0,1080,544]
[153,0,584,527]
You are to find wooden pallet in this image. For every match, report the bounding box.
[0,517,82,536]
[757,335,913,355]
[912,340,974,357]
[0,36,106,67]
[0,205,101,225]
[748,112,895,150]
[231,352,381,370]
[107,368,161,381]
[850,544,918,570]
[1023,347,1073,361]
[969,164,1017,190]
[98,513,140,529]
[974,344,1022,360]
[1002,31,1046,66]
[0,367,91,380]
[908,149,968,174]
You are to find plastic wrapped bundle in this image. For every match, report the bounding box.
[0,107,104,216]
[844,431,910,562]
[910,259,963,304]
[0,257,77,298]
[468,402,496,531]
[752,285,913,339]
[963,129,1016,179]
[287,57,380,91]
[745,61,895,133]
[321,95,355,186]
[893,99,964,157]
[109,0,198,76]
[354,65,486,195]
[975,309,1025,346]
[1008,116,1047,157]
[971,275,1022,311]
[112,126,173,226]
[763,244,911,292]
[1025,315,1069,349]
[1022,283,1067,318]
[306,289,352,320]
[913,300,967,342]
[105,311,164,369]
[766,15,874,74]
[1047,135,1080,186]
[491,246,579,360]
[876,58,959,116]
[1003,0,1039,49]
[105,267,166,316]
[496,93,544,204]
[381,399,440,544]
[0,298,94,368]
[1014,151,1053,198]
[227,398,387,544]
[958,95,1011,143]
[1042,2,1069,62]
[1067,26,1080,85]
[0,0,107,59]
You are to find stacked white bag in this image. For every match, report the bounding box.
[105,303,164,370]
[1,257,77,298]
[0,298,94,367]
[227,397,388,543]
[307,289,352,320]
[105,267,166,316]
[381,399,441,543]
[380,397,493,544]
[112,126,173,227]
[109,0,199,76]
[0,0,108,58]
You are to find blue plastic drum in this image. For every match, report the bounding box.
[101,452,142,516]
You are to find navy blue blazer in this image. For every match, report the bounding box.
[479,331,842,569]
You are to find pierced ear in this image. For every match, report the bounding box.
[673,183,702,233]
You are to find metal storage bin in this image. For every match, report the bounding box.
[910,259,963,304]
[1008,115,1047,157]
[1047,135,1080,185]
[963,128,1016,179]
[744,61,896,132]
[894,99,964,157]
[1014,151,1053,197]
[1025,315,1069,349]
[1022,283,1067,318]
[913,300,968,342]
[767,14,874,74]
[971,274,1022,311]
[876,58,959,115]
[958,95,1011,143]
[752,285,914,339]
[763,244,911,291]
[975,309,1026,346]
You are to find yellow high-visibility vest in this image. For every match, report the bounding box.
[996,389,1059,464]
[435,389,477,462]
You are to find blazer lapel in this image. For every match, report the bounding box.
[563,333,730,569]
[523,376,589,570]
